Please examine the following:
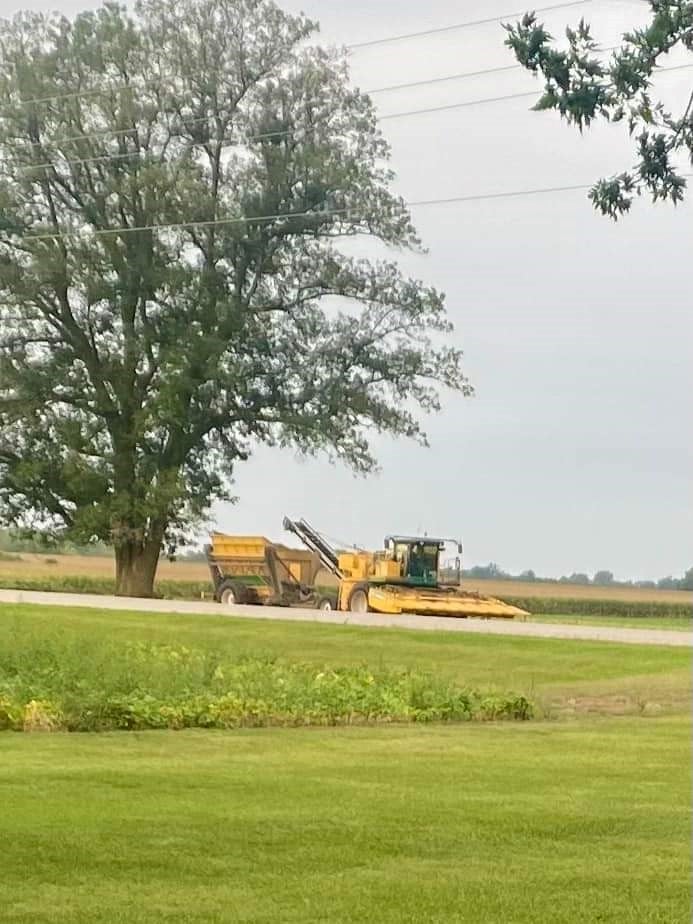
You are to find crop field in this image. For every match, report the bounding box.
[1,602,690,923]
[0,551,690,618]
[0,550,206,582]
[0,550,689,601]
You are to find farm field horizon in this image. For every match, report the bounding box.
[0,551,690,606]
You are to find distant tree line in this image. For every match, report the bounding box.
[0,529,207,561]
[0,528,111,557]
[463,563,693,593]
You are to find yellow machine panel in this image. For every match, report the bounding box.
[367,585,527,619]
[373,558,402,580]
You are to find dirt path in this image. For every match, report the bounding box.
[1,588,690,648]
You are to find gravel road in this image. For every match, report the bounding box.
[1,588,690,648]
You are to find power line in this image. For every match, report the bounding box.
[5,11,687,123]
[369,47,693,96]
[375,58,693,117]
[10,174,692,244]
[346,0,592,50]
[8,43,692,158]
[6,0,592,110]
[14,56,693,174]
[368,64,521,95]
[367,45,623,94]
[379,89,536,121]
[15,88,541,171]
[3,81,548,154]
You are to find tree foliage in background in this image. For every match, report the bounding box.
[505,2,693,218]
[0,0,470,595]
[592,570,615,586]
[461,561,692,590]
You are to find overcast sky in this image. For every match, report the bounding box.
[9,0,692,580]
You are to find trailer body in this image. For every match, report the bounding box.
[206,533,332,607]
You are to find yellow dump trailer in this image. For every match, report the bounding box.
[206,533,330,607]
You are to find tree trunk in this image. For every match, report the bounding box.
[114,535,163,598]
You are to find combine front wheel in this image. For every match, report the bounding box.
[348,585,370,614]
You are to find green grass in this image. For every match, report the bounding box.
[1,603,690,718]
[531,612,692,631]
[0,623,531,731]
[1,603,690,922]
[1,718,690,923]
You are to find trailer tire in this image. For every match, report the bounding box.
[316,596,335,612]
[348,585,370,614]
[218,581,247,606]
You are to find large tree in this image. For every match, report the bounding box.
[505,1,693,217]
[0,0,469,596]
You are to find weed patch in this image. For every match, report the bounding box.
[0,628,532,732]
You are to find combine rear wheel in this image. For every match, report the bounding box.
[348,585,370,614]
[218,581,247,606]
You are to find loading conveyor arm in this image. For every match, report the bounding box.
[282,516,343,579]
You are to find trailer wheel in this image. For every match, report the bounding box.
[316,597,334,612]
[348,585,370,614]
[218,581,246,606]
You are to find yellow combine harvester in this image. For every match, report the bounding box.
[206,518,528,620]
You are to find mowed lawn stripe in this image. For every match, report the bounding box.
[1,719,690,923]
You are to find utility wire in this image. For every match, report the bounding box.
[10,174,692,244]
[4,81,540,153]
[367,44,623,94]
[15,88,544,172]
[6,68,527,150]
[6,36,673,125]
[13,57,693,173]
[369,49,693,96]
[378,89,536,121]
[346,0,591,49]
[6,0,591,110]
[370,64,522,95]
[4,3,685,123]
[376,60,693,117]
[8,46,691,157]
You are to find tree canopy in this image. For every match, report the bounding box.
[0,0,469,595]
[505,2,693,218]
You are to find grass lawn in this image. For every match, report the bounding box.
[1,718,690,923]
[1,603,690,716]
[1,603,690,922]
[530,613,692,631]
